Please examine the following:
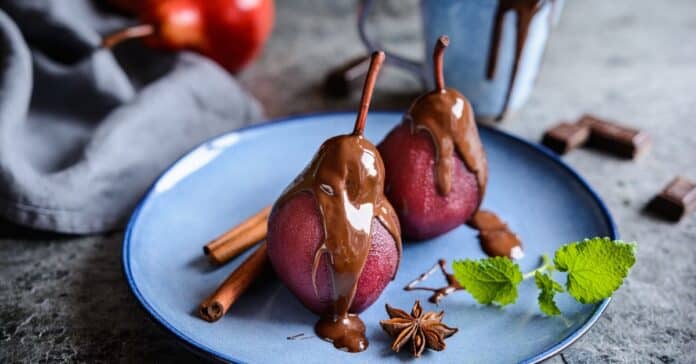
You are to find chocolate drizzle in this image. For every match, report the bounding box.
[273,52,401,353]
[486,0,552,119]
[404,259,464,304]
[468,210,523,260]
[406,36,488,198]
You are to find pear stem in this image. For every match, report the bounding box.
[102,24,156,49]
[352,51,385,136]
[433,35,449,91]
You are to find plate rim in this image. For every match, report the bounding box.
[123,111,617,364]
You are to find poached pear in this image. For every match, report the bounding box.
[266,52,401,352]
[378,36,488,240]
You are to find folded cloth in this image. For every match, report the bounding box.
[0,1,263,234]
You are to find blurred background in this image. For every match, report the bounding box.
[1,0,695,362]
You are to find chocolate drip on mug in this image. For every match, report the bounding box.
[406,36,488,199]
[486,0,553,119]
[274,52,401,353]
[468,210,523,259]
[404,259,464,304]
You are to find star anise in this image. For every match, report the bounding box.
[380,300,458,357]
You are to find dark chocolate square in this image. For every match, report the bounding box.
[647,176,696,221]
[541,122,590,154]
[579,115,651,159]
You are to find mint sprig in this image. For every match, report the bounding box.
[451,256,522,306]
[452,237,636,316]
[535,271,564,316]
[554,237,636,304]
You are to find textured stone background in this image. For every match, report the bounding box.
[2,0,695,363]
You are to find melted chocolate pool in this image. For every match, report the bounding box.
[468,210,523,259]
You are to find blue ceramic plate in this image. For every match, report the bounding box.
[124,112,616,364]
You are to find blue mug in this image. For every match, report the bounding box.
[358,0,563,120]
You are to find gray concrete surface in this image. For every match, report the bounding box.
[2,0,695,362]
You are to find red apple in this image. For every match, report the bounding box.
[103,0,274,73]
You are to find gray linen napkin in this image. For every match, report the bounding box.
[0,1,263,234]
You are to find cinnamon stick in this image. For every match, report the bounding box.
[199,243,269,322]
[204,206,271,265]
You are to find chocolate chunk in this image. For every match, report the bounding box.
[647,176,696,221]
[541,122,591,154]
[579,115,651,159]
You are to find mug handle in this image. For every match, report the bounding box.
[357,0,428,85]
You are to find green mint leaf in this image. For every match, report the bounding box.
[554,237,636,304]
[535,271,564,316]
[452,257,523,306]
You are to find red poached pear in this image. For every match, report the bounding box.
[268,192,399,314]
[266,52,401,353]
[378,36,488,240]
[102,0,274,73]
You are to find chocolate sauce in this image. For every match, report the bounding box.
[486,0,553,119]
[314,312,368,352]
[273,52,401,353]
[275,135,401,352]
[468,210,523,259]
[408,39,520,260]
[405,37,488,198]
[404,259,464,304]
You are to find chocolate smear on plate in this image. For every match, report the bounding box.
[404,259,464,304]
[469,210,524,260]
